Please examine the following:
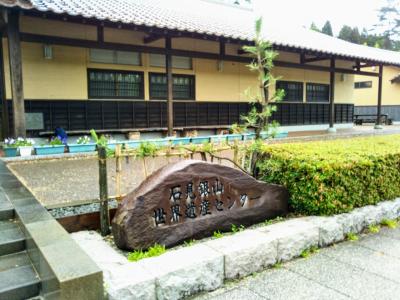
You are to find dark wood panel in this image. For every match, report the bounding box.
[0,100,354,136]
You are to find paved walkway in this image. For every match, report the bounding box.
[193,226,400,300]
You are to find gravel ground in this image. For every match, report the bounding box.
[48,199,118,218]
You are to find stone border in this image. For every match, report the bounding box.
[0,161,103,300]
[72,198,400,300]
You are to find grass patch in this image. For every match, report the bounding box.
[128,244,166,262]
[346,232,359,241]
[264,216,284,226]
[368,224,380,234]
[300,246,319,259]
[381,219,398,229]
[272,262,282,269]
[183,239,196,247]
[213,230,224,239]
[231,224,245,233]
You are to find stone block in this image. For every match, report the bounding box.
[107,264,156,300]
[257,219,319,262]
[358,205,384,226]
[182,130,198,137]
[139,244,224,300]
[336,210,365,234]
[126,132,141,140]
[204,230,278,279]
[307,216,345,247]
[377,201,398,221]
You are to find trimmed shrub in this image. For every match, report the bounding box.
[259,135,400,216]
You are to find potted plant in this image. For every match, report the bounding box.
[3,138,18,157]
[35,137,65,155]
[68,136,96,153]
[17,137,35,157]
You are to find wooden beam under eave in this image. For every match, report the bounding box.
[7,10,26,137]
[97,25,104,43]
[302,56,330,64]
[0,30,9,139]
[165,36,173,136]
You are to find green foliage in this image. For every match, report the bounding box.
[300,246,319,259]
[310,22,320,32]
[264,216,284,226]
[213,230,224,239]
[183,239,196,247]
[127,244,166,262]
[272,262,282,269]
[137,142,159,158]
[381,218,398,229]
[231,224,245,233]
[49,137,63,146]
[346,233,359,241]
[90,129,108,148]
[368,224,380,234]
[259,135,400,215]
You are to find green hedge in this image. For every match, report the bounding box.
[259,135,400,215]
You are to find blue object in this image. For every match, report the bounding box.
[35,145,65,155]
[4,147,18,157]
[124,140,141,149]
[190,136,210,144]
[226,134,243,142]
[147,138,171,147]
[55,127,68,144]
[68,143,96,153]
[107,141,125,150]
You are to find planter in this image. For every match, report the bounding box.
[107,142,124,151]
[35,145,65,155]
[226,134,243,142]
[190,136,210,144]
[260,131,289,140]
[19,146,33,157]
[170,137,191,146]
[68,143,96,153]
[3,147,18,157]
[242,133,256,141]
[210,135,227,144]
[124,140,141,149]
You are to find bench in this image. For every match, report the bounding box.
[354,114,392,125]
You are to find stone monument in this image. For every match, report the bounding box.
[112,160,288,250]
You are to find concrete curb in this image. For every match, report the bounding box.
[72,198,400,300]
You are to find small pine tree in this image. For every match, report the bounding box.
[310,22,320,32]
[321,21,333,36]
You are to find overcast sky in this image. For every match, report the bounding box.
[253,0,387,35]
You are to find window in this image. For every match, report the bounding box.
[88,69,144,99]
[276,81,303,102]
[354,81,373,89]
[306,83,330,103]
[149,73,195,100]
[89,49,141,66]
[149,54,192,69]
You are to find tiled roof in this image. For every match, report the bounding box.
[3,0,400,66]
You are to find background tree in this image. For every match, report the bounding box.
[238,18,284,177]
[338,25,353,42]
[376,0,400,39]
[321,21,333,36]
[310,22,320,32]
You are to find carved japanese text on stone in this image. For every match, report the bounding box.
[112,160,289,250]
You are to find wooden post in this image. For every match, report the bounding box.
[328,57,336,132]
[166,36,174,136]
[98,146,110,236]
[0,30,9,139]
[115,144,122,202]
[375,64,384,129]
[7,10,26,137]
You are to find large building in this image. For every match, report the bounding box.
[354,66,400,123]
[0,0,400,138]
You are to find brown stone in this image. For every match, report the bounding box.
[112,160,289,250]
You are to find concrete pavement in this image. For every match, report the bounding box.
[193,226,400,300]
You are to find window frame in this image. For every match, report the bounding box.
[87,68,145,100]
[148,72,196,100]
[354,81,373,89]
[306,83,330,103]
[275,80,304,102]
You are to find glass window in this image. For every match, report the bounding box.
[354,81,373,89]
[89,49,141,66]
[276,81,303,102]
[149,54,192,69]
[149,73,195,100]
[306,83,330,103]
[88,69,144,99]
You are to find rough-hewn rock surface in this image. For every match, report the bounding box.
[112,160,289,250]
